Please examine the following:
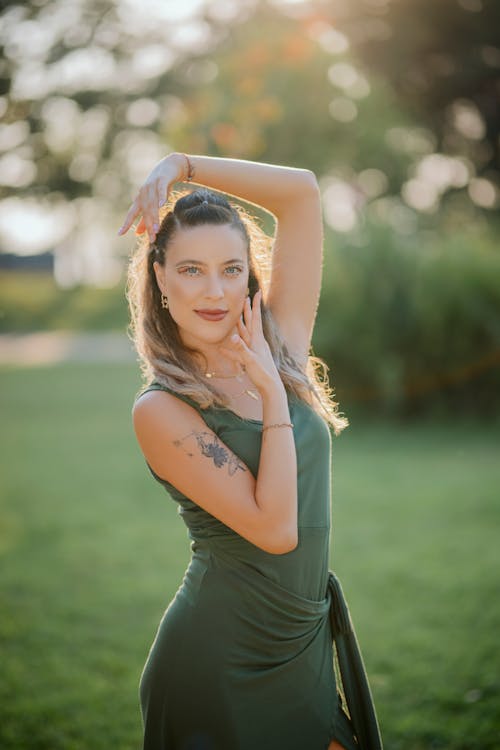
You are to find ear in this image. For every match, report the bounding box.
[153,261,166,293]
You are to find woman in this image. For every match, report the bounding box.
[120,153,382,750]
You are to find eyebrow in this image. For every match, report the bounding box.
[175,258,245,268]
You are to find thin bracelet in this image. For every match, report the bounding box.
[182,153,195,182]
[262,422,294,433]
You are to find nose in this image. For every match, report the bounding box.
[205,273,224,299]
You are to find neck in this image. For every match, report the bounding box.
[181,328,243,377]
[190,348,242,378]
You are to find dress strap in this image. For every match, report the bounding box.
[134,381,199,409]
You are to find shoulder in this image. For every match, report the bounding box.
[132,386,219,485]
[133,385,194,428]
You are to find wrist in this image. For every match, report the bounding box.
[170,152,195,183]
[259,377,287,401]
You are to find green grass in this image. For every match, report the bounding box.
[0,363,499,749]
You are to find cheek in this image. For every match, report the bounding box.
[167,276,197,300]
[231,276,248,296]
[228,281,247,311]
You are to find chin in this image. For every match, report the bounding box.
[181,326,231,348]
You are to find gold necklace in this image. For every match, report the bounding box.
[234,388,260,401]
[205,369,243,379]
[205,368,260,401]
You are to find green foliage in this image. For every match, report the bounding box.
[0,363,499,749]
[0,272,128,332]
[2,215,499,418]
[337,0,500,177]
[313,222,500,416]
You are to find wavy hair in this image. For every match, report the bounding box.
[126,187,348,435]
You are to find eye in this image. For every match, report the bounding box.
[225,265,243,275]
[180,266,201,276]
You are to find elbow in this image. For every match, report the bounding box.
[302,169,320,195]
[273,169,320,216]
[278,532,299,554]
[264,525,298,555]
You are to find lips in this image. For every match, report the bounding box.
[195,310,228,321]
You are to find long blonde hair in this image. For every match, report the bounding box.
[126,187,348,435]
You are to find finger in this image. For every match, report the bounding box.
[157,178,170,207]
[218,345,242,364]
[140,184,159,239]
[117,198,140,235]
[221,333,251,357]
[237,317,251,347]
[240,297,251,324]
[141,185,160,241]
[243,295,253,333]
[134,217,146,235]
[252,289,263,329]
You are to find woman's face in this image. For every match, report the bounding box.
[153,223,250,353]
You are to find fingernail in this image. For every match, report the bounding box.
[153,223,159,232]
[159,198,165,207]
[117,226,124,235]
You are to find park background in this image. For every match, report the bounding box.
[0,0,499,748]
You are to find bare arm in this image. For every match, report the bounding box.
[119,153,324,365]
[133,378,297,555]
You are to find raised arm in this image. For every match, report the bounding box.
[118,153,324,367]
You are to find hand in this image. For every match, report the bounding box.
[218,290,282,394]
[117,153,185,241]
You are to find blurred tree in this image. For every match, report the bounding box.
[1,0,498,226]
[170,2,411,183]
[0,0,226,281]
[340,0,499,170]
[314,0,500,214]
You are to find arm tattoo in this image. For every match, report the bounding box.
[173,430,247,476]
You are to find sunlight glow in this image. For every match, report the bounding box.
[402,152,473,213]
[358,169,389,199]
[468,178,498,208]
[450,99,486,140]
[120,0,206,23]
[321,177,363,233]
[126,99,161,128]
[416,153,470,191]
[0,154,37,188]
[308,22,349,55]
[385,126,436,155]
[0,121,30,152]
[329,98,358,123]
[402,179,439,213]
[0,198,75,255]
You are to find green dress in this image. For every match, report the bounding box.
[136,382,365,750]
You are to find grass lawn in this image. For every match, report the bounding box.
[0,363,499,750]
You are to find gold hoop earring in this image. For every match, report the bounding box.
[161,293,169,310]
